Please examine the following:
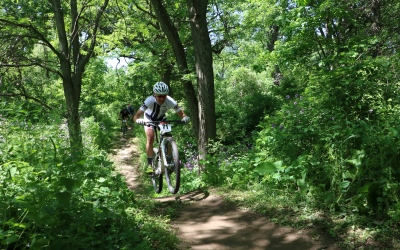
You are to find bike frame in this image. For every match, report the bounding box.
[154,122,175,173]
[146,120,183,194]
[121,119,128,137]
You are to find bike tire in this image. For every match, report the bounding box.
[151,148,163,193]
[163,137,180,194]
[122,123,127,137]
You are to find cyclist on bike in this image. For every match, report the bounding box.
[127,104,134,115]
[127,104,135,126]
[133,81,190,173]
[119,105,130,131]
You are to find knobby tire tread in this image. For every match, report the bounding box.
[151,148,163,193]
[164,137,180,194]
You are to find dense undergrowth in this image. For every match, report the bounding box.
[176,140,400,250]
[132,65,400,249]
[2,96,400,250]
[0,104,179,250]
[2,1,400,250]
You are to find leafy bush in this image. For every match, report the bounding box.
[255,57,400,217]
[0,109,179,250]
[215,67,278,143]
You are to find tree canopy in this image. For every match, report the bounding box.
[1,0,400,249]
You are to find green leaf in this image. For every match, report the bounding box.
[389,127,398,137]
[357,183,374,193]
[77,225,86,234]
[31,238,50,248]
[340,181,350,190]
[86,172,96,179]
[55,191,71,206]
[9,167,17,178]
[273,160,283,169]
[297,179,308,194]
[12,223,26,229]
[254,162,277,174]
[59,177,76,191]
[272,173,281,180]
[343,170,355,179]
[4,234,19,245]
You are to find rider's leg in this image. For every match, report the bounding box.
[145,126,155,166]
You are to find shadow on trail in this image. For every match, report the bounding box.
[110,126,135,149]
[154,189,210,203]
[112,132,337,250]
[112,127,148,192]
[172,195,337,250]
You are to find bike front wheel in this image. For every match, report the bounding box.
[122,123,127,137]
[151,148,163,193]
[163,137,180,194]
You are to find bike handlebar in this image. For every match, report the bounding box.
[143,120,184,126]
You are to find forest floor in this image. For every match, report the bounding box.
[111,129,339,250]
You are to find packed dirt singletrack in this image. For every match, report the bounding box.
[112,133,339,250]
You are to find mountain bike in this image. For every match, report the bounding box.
[121,119,128,137]
[142,120,184,194]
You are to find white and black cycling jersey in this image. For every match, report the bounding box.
[140,95,181,121]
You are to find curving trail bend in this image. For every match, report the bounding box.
[113,135,338,250]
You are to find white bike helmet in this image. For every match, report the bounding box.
[153,81,169,95]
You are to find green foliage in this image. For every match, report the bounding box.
[215,67,278,143]
[194,140,259,190]
[255,54,400,216]
[2,0,400,248]
[203,1,400,247]
[0,107,179,250]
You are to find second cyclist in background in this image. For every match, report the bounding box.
[133,81,190,173]
[127,104,135,127]
[119,105,130,131]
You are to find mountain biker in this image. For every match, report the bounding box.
[133,81,190,173]
[119,105,130,130]
[127,104,135,126]
[127,104,134,116]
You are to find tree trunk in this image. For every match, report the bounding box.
[50,0,109,155]
[50,0,82,155]
[186,0,217,164]
[150,0,200,141]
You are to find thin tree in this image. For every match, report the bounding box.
[0,0,109,156]
[149,0,216,164]
[186,0,217,163]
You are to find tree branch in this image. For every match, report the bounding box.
[79,0,110,68]
[0,18,60,57]
[0,93,53,110]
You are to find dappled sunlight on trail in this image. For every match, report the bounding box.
[112,132,145,192]
[112,132,338,250]
[171,195,338,250]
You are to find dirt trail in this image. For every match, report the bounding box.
[113,134,338,250]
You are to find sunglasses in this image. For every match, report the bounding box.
[155,95,167,98]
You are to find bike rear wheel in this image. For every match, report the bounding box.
[163,137,180,194]
[151,148,163,193]
[122,122,127,137]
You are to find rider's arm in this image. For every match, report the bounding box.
[176,110,187,119]
[133,109,144,122]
